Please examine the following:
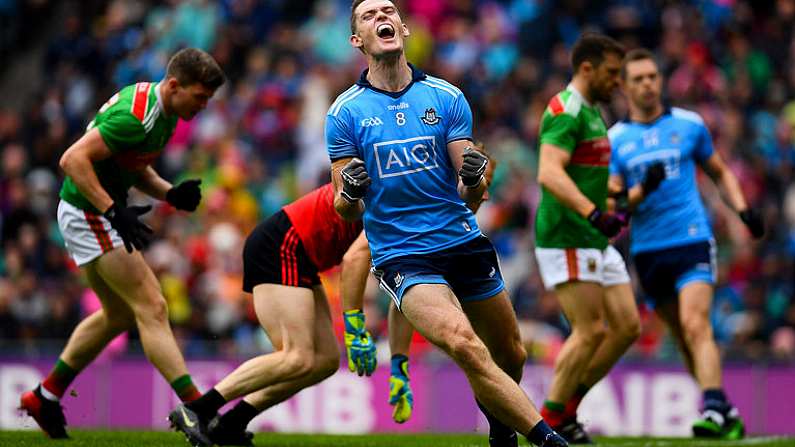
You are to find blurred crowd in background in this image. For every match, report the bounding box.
[1,0,795,365]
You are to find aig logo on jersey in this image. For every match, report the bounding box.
[373,136,440,178]
[360,116,384,127]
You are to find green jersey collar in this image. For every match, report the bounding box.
[566,84,592,107]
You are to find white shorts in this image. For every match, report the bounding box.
[57,200,123,266]
[534,245,630,291]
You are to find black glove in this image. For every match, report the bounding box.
[587,208,624,238]
[340,158,371,202]
[641,162,666,196]
[166,179,202,212]
[739,209,764,239]
[104,204,154,253]
[458,146,488,187]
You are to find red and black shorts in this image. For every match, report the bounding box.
[242,210,320,292]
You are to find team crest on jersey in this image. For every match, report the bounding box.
[587,258,597,273]
[421,108,441,125]
[670,132,680,144]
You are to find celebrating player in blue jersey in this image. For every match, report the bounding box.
[327,1,567,446]
[608,49,765,440]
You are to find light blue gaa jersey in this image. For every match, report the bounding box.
[608,107,715,255]
[326,64,480,266]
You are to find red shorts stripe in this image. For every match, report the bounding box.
[287,230,300,286]
[565,248,578,281]
[280,228,299,286]
[84,211,113,252]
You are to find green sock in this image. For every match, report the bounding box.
[170,374,201,403]
[41,359,79,399]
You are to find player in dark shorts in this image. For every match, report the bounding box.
[169,183,365,447]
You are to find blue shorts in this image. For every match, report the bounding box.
[372,235,505,310]
[632,240,716,305]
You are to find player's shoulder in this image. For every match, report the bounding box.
[418,74,463,99]
[607,120,632,141]
[101,82,156,125]
[670,107,706,128]
[544,89,585,119]
[328,84,368,118]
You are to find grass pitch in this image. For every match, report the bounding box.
[0,431,793,447]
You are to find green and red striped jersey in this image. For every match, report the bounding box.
[60,82,178,214]
[535,85,610,249]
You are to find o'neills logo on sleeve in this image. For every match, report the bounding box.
[570,137,611,166]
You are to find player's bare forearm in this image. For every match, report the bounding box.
[340,231,371,312]
[332,159,365,221]
[135,166,172,201]
[59,128,115,213]
[538,143,596,217]
[459,180,487,205]
[703,153,748,212]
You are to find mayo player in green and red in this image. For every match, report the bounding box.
[534,34,661,444]
[20,48,225,439]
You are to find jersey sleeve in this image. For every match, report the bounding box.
[325,110,358,161]
[445,93,473,143]
[694,122,715,163]
[95,111,146,154]
[539,111,579,152]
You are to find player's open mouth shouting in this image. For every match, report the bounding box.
[376,23,396,41]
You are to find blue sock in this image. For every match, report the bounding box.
[526,420,555,446]
[703,388,729,413]
[391,354,409,377]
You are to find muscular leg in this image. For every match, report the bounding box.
[388,301,413,357]
[401,284,542,435]
[579,283,640,388]
[462,290,526,382]
[58,263,136,371]
[93,248,189,382]
[546,281,606,405]
[462,290,527,443]
[213,284,319,400]
[654,298,696,377]
[678,282,721,389]
[240,286,340,410]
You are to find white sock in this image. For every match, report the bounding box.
[38,385,60,402]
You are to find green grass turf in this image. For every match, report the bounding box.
[0,431,793,447]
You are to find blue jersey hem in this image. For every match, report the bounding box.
[458,283,505,302]
[372,230,482,267]
[631,236,712,256]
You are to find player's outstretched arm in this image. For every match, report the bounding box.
[332,157,367,221]
[340,231,377,376]
[59,128,116,213]
[702,152,765,238]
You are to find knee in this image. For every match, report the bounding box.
[445,324,490,370]
[681,313,712,343]
[283,350,315,378]
[574,321,607,349]
[617,316,642,344]
[135,295,169,326]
